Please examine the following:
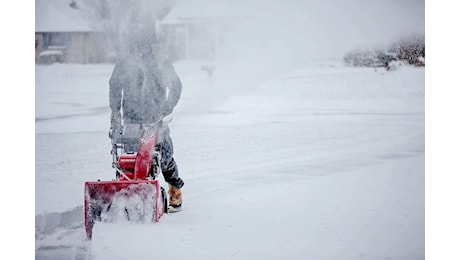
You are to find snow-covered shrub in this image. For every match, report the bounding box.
[392,35,425,66]
[343,34,425,69]
[39,50,64,64]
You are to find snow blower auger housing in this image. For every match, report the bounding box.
[84,120,169,240]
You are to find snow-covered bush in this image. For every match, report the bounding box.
[39,50,64,64]
[393,35,425,66]
[344,34,425,69]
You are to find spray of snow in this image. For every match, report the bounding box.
[100,183,157,224]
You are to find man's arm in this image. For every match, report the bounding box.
[109,61,125,113]
[163,63,182,115]
[108,61,126,137]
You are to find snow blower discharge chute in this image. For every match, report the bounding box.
[84,119,169,240]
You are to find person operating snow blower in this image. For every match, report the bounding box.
[108,31,184,212]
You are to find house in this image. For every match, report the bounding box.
[35,0,110,64]
[159,0,254,61]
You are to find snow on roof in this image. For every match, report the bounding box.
[35,0,94,32]
[161,0,256,24]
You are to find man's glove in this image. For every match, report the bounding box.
[109,111,122,138]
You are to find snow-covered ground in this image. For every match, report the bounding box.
[35,59,425,259]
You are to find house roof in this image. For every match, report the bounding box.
[35,0,94,32]
[161,0,256,24]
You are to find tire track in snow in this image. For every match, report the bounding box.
[35,206,91,260]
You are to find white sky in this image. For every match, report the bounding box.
[0,0,458,259]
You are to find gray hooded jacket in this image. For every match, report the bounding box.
[109,54,182,123]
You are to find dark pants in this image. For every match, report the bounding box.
[157,133,184,189]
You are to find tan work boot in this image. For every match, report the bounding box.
[168,185,182,213]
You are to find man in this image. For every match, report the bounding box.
[108,32,184,212]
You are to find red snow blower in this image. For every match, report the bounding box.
[84,118,170,240]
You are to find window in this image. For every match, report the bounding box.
[42,33,70,49]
